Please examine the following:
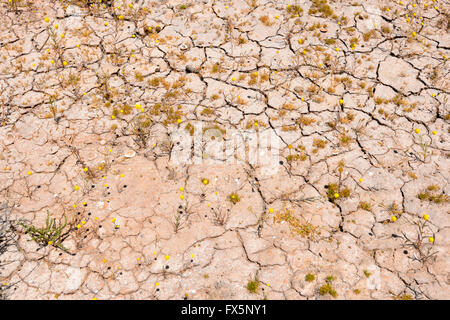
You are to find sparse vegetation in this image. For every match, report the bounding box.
[19,211,70,252]
[326,183,351,202]
[393,293,413,300]
[1,0,448,300]
[309,0,335,18]
[319,276,338,298]
[417,185,449,204]
[273,208,320,239]
[259,15,273,27]
[247,279,259,293]
[305,274,316,282]
[229,193,241,204]
[359,202,371,211]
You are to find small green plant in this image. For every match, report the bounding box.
[340,187,351,198]
[273,208,320,239]
[286,4,303,18]
[414,133,431,162]
[393,293,413,300]
[47,95,59,122]
[326,183,351,202]
[173,212,185,233]
[211,206,228,226]
[397,216,438,264]
[305,274,316,282]
[131,116,152,148]
[417,185,449,204]
[8,0,20,11]
[339,133,353,147]
[229,193,241,204]
[319,283,337,297]
[359,202,371,211]
[172,203,190,233]
[319,275,338,298]
[363,270,372,278]
[385,201,403,216]
[309,0,334,18]
[326,275,336,282]
[19,210,69,252]
[247,279,259,293]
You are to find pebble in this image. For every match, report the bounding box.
[124,150,136,158]
[185,65,197,73]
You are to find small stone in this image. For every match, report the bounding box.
[124,150,136,158]
[185,65,197,73]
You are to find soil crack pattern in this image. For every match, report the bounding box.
[0,0,449,300]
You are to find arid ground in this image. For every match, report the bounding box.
[0,0,449,300]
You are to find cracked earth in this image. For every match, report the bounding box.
[0,0,449,300]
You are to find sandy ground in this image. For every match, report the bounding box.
[0,0,449,300]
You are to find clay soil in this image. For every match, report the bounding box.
[0,0,449,300]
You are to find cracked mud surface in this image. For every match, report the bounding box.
[0,0,449,300]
